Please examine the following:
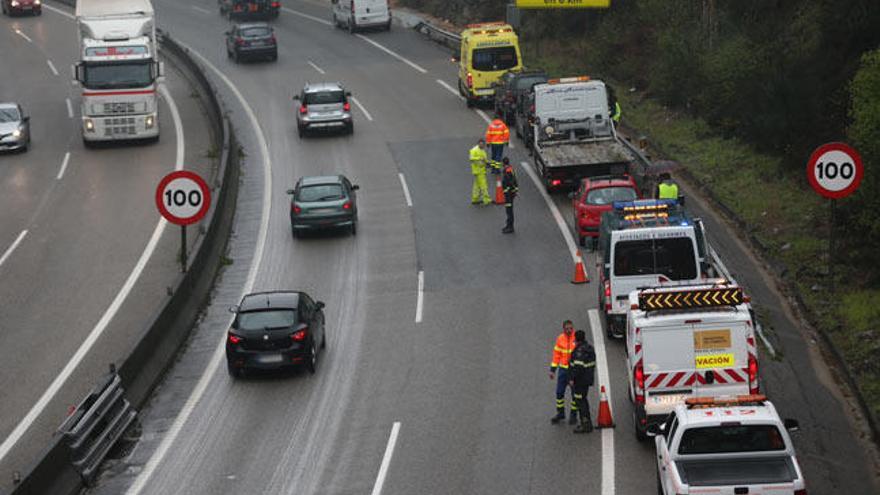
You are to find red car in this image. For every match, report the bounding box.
[2,0,41,16]
[572,175,640,247]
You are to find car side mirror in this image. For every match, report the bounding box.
[22,116,29,123]
[286,189,295,195]
[316,301,325,310]
[225,31,231,35]
[646,424,662,437]
[345,91,352,97]
[567,191,576,199]
[351,184,359,191]
[293,95,300,101]
[784,419,800,432]
[228,305,239,314]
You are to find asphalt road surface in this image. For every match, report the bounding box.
[0,5,216,491]
[87,1,879,494]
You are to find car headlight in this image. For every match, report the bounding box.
[84,119,95,132]
[145,115,154,129]
[11,0,19,6]
[12,129,22,138]
[34,0,41,4]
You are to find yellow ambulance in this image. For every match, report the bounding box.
[457,22,523,108]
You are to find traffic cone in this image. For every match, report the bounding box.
[571,251,589,284]
[596,385,615,428]
[494,177,505,205]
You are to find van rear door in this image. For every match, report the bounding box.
[690,320,750,397]
[354,0,389,26]
[642,324,694,416]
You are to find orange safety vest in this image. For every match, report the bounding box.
[485,119,510,144]
[550,331,576,369]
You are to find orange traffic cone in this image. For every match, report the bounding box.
[596,385,615,428]
[571,251,589,284]
[494,177,505,205]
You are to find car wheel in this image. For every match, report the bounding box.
[348,20,355,34]
[232,49,239,63]
[332,13,338,27]
[321,330,327,349]
[34,8,40,15]
[306,342,317,374]
[271,51,278,62]
[466,97,474,108]
[634,409,647,442]
[346,122,354,135]
[385,20,391,31]
[291,227,299,238]
[656,470,664,495]
[579,235,586,248]
[604,312,614,339]
[350,221,357,236]
[297,125,304,138]
[227,361,242,378]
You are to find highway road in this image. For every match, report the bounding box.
[87,1,879,494]
[0,5,216,491]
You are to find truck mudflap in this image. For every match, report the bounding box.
[679,457,799,488]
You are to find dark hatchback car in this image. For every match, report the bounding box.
[225,23,277,63]
[2,0,41,16]
[493,70,547,125]
[219,0,280,20]
[287,175,359,237]
[226,291,326,377]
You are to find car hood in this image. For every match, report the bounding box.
[0,122,21,135]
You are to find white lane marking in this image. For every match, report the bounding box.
[415,271,424,323]
[755,320,776,357]
[475,109,491,124]
[436,79,464,101]
[42,2,75,19]
[66,98,73,119]
[191,5,211,14]
[56,152,71,180]
[0,68,187,467]
[127,40,272,495]
[371,422,401,495]
[0,230,28,269]
[397,172,412,207]
[519,161,579,262]
[356,34,428,74]
[282,6,333,26]
[14,29,32,43]
[588,309,615,495]
[46,60,59,76]
[350,96,373,122]
[307,60,326,74]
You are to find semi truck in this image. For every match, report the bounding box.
[73,0,163,146]
[530,77,645,192]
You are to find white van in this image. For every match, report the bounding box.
[331,0,391,33]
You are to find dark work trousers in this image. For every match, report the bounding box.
[555,369,577,415]
[573,385,591,423]
[490,143,505,162]
[505,198,515,230]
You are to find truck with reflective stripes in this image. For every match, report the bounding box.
[649,395,806,495]
[625,282,759,441]
[73,0,163,146]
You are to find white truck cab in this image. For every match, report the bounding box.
[626,282,759,440]
[650,395,806,495]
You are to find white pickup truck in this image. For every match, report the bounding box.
[649,395,807,495]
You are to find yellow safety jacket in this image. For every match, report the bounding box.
[658,181,679,199]
[469,145,488,175]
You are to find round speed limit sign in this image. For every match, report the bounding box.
[807,142,863,199]
[155,170,212,225]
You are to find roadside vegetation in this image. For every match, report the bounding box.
[398,0,880,426]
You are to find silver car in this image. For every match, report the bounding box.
[0,103,30,152]
[293,82,353,137]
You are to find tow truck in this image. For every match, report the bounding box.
[649,395,807,495]
[626,282,760,441]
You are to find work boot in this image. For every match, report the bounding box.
[551,412,565,424]
[569,413,579,425]
[502,227,514,234]
[573,421,589,434]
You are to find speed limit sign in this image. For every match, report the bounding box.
[155,170,211,225]
[807,142,863,199]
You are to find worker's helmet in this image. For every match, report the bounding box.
[574,330,586,342]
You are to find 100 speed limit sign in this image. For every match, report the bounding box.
[807,142,863,199]
[155,170,212,225]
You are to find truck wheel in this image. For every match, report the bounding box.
[656,471,664,495]
[634,409,647,442]
[348,20,355,34]
[604,312,614,339]
[579,235,586,248]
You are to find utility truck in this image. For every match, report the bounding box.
[530,77,644,192]
[650,395,806,495]
[74,0,163,146]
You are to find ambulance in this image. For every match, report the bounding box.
[457,22,523,108]
[625,282,760,441]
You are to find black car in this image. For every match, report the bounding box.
[226,291,327,377]
[219,0,280,20]
[493,70,548,125]
[225,23,277,63]
[287,175,359,237]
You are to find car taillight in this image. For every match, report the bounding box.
[292,204,301,214]
[794,490,807,495]
[235,37,246,46]
[604,280,611,297]
[343,102,351,112]
[350,2,354,13]
[634,363,645,403]
[271,1,280,7]
[551,179,562,187]
[466,72,473,88]
[748,355,759,393]
[270,35,276,44]
[342,201,352,210]
[299,105,308,114]
[529,104,535,113]
[228,333,242,344]
[291,328,308,341]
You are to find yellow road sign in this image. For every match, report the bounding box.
[695,353,735,369]
[516,0,611,9]
[639,287,744,311]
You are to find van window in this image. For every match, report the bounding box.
[678,425,787,455]
[613,237,697,279]
[472,47,518,72]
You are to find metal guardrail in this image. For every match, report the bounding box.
[413,21,461,53]
[57,369,136,486]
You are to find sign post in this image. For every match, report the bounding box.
[155,171,212,273]
[806,142,863,294]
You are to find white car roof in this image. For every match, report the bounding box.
[676,400,781,426]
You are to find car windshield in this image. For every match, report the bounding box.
[613,237,697,279]
[0,108,20,123]
[472,47,518,72]
[82,62,152,89]
[516,76,547,91]
[586,186,638,205]
[304,90,344,105]
[678,425,787,455]
[237,310,296,331]
[241,27,271,37]
[298,184,345,202]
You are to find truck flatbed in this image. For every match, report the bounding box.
[537,139,632,169]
